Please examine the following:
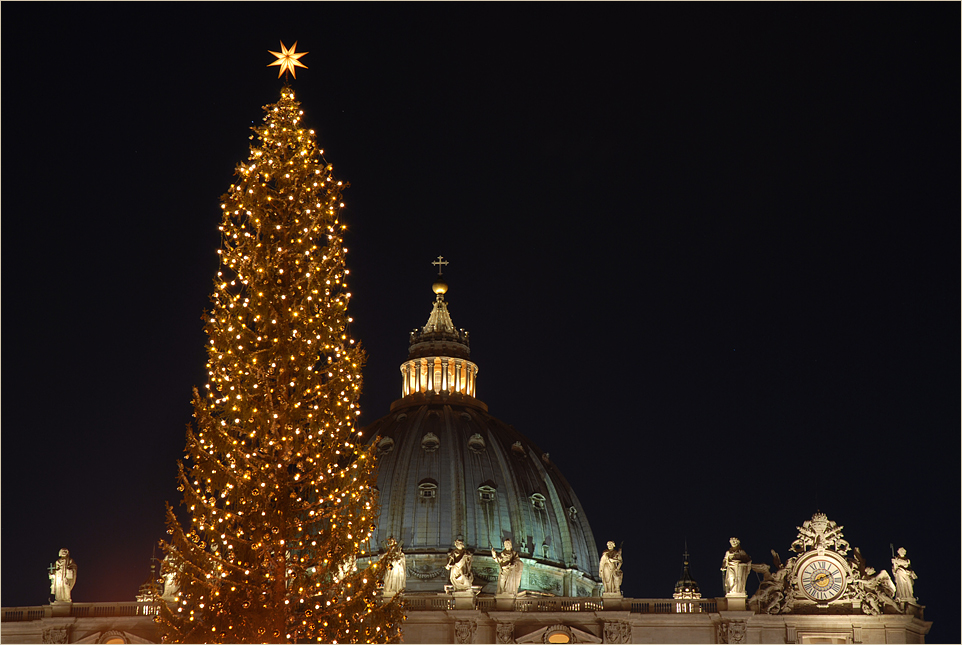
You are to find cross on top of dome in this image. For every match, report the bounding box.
[432,256,449,296]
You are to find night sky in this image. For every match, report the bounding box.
[3,5,957,642]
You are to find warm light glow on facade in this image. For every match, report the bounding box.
[400,356,478,397]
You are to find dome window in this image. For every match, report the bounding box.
[377,436,395,454]
[467,433,485,453]
[421,432,440,452]
[567,506,579,521]
[478,484,497,503]
[418,479,438,499]
[511,441,527,458]
[530,493,547,511]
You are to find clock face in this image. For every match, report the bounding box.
[799,556,846,601]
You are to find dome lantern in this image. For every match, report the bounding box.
[400,266,478,398]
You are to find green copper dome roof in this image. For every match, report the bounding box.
[364,276,601,595]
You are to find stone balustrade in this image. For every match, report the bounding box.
[400,595,718,613]
[3,597,719,623]
[1,602,159,622]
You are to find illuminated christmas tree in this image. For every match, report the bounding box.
[159,65,403,643]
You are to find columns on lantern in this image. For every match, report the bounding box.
[401,357,478,398]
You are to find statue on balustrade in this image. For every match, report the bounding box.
[891,547,917,602]
[333,553,357,584]
[445,539,474,591]
[721,537,751,596]
[49,548,77,602]
[382,537,407,595]
[491,539,524,595]
[161,573,179,601]
[599,541,623,595]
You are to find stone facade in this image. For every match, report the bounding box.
[2,597,931,643]
[1,603,160,644]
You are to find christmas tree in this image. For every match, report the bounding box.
[159,80,403,643]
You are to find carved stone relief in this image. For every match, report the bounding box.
[716,621,746,644]
[602,621,630,644]
[530,571,562,595]
[455,620,477,644]
[729,622,747,643]
[790,512,850,556]
[496,623,515,644]
[408,563,445,579]
[42,627,69,644]
[717,623,728,644]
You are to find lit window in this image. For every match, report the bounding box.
[544,625,573,643]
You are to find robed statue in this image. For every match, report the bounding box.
[49,549,77,602]
[445,539,474,591]
[891,547,917,601]
[721,537,752,596]
[491,539,523,596]
[599,541,623,594]
[382,537,406,595]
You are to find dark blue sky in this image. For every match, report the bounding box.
[3,5,956,641]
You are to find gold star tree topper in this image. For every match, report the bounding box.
[268,40,308,79]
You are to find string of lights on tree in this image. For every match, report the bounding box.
[159,43,403,643]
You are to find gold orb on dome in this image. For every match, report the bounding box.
[432,277,448,295]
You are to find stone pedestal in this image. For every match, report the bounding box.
[602,592,624,610]
[50,601,71,617]
[725,593,747,611]
[902,601,924,619]
[448,588,481,610]
[494,593,516,610]
[381,590,399,605]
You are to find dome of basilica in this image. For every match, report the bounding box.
[364,274,602,597]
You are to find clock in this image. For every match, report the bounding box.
[798,555,846,602]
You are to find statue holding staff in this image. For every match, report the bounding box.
[49,549,77,602]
